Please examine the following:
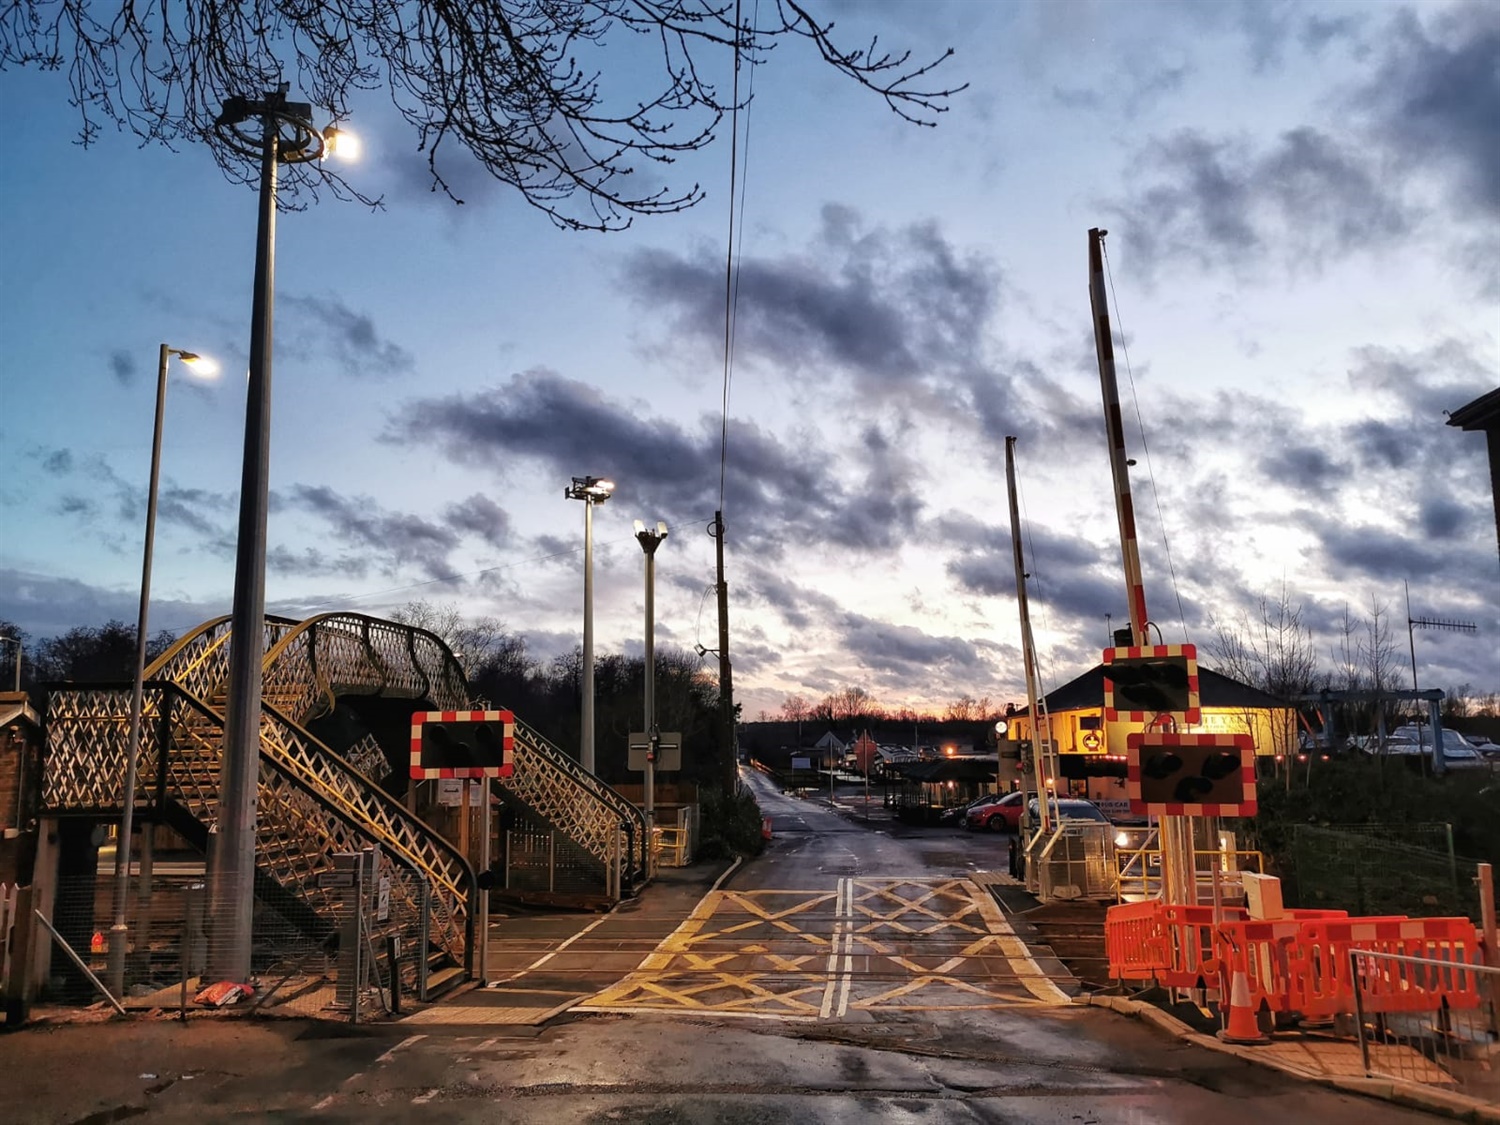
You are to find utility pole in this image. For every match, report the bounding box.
[711,511,736,793]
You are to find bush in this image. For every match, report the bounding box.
[1247,758,1500,871]
[696,783,766,860]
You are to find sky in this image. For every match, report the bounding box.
[1,0,1496,724]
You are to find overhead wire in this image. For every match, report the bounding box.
[1100,240,1191,645]
[717,0,758,510]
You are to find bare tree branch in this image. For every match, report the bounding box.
[1,0,965,229]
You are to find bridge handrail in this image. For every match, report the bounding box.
[505,713,648,878]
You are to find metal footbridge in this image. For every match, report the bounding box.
[41,612,648,990]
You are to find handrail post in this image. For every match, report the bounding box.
[1351,949,1371,1075]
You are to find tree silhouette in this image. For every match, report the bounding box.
[2,0,963,228]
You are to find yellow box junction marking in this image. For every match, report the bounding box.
[577,878,1069,1019]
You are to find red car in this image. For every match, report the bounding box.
[965,790,1025,832]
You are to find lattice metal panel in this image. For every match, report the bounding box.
[257,708,470,956]
[502,716,648,880]
[146,616,299,704]
[47,677,471,965]
[44,686,164,811]
[260,613,469,727]
[345,732,392,781]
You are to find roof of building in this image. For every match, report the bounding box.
[889,757,998,782]
[1447,386,1500,431]
[1020,664,1289,714]
[0,691,40,731]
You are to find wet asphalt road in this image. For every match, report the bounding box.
[0,768,1449,1123]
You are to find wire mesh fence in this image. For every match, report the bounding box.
[1352,949,1500,1105]
[32,845,444,1021]
[1284,825,1479,920]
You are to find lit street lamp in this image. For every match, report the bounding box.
[108,344,217,996]
[565,476,614,773]
[635,520,669,837]
[208,85,354,982]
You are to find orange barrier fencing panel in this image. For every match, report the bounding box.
[1288,915,1482,1019]
[1105,900,1172,981]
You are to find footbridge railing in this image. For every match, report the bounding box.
[505,715,649,885]
[43,682,475,975]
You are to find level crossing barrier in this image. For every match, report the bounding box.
[1105,899,1480,1029]
[1289,915,1483,1019]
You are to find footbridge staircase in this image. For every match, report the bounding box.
[41,612,648,992]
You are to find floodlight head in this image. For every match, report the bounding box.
[567,475,614,503]
[635,518,668,555]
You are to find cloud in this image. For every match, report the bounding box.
[623,207,1000,399]
[1364,6,1500,215]
[284,484,462,578]
[37,448,73,475]
[0,566,218,639]
[1110,126,1413,280]
[443,494,512,550]
[281,293,416,378]
[109,350,139,386]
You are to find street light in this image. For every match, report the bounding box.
[208,84,353,982]
[634,520,668,837]
[565,476,614,773]
[108,344,217,996]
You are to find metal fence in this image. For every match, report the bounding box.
[1286,824,1478,920]
[1352,949,1500,1105]
[28,849,436,1021]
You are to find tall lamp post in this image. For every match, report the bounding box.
[565,476,614,773]
[208,85,354,981]
[634,520,669,838]
[107,344,216,996]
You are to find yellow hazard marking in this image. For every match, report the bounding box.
[577,877,1070,1018]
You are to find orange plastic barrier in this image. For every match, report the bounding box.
[1104,900,1171,981]
[1288,915,1482,1018]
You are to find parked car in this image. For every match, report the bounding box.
[1359,726,1489,770]
[1023,797,1111,827]
[939,792,1005,826]
[964,790,1026,832]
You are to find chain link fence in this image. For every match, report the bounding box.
[30,845,440,1021]
[1284,824,1480,920]
[1352,949,1500,1107]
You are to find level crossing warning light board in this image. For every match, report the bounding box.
[1126,731,1256,817]
[410,710,515,779]
[1103,643,1200,724]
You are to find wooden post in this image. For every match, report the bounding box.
[3,886,34,1026]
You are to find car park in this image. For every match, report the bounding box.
[964,790,1026,832]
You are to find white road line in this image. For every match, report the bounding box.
[492,914,614,983]
[820,877,855,1019]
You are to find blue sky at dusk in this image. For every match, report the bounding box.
[1,0,1496,721]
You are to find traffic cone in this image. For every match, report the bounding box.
[1217,959,1271,1045]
